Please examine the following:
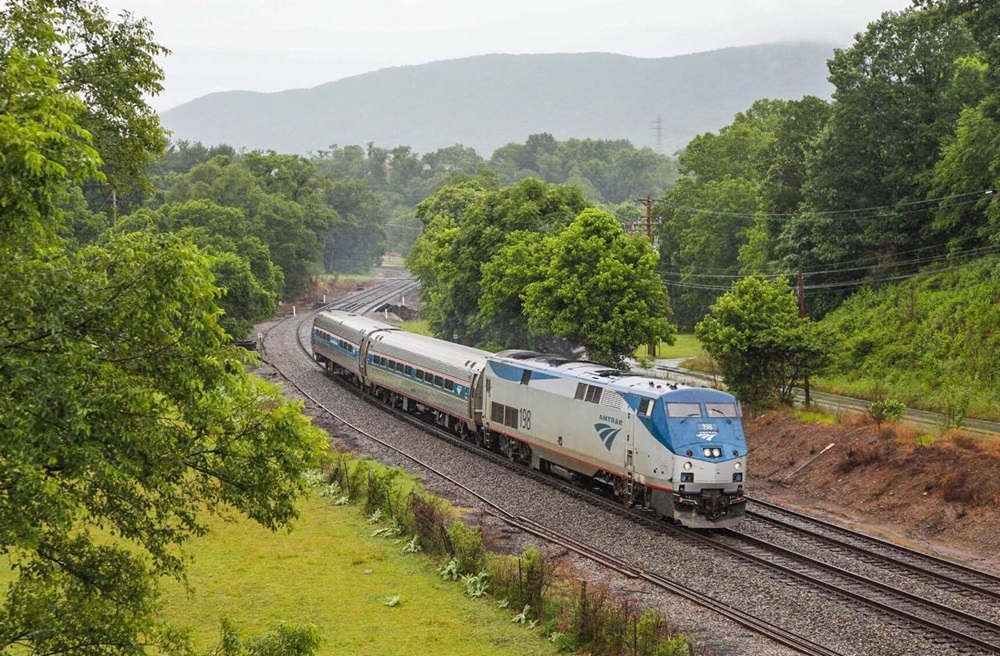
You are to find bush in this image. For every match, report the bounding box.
[488,547,552,618]
[445,521,486,576]
[867,398,906,429]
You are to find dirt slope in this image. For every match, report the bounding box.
[747,411,1000,573]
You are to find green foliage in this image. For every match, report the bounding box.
[2,0,169,196]
[696,277,832,410]
[0,9,327,652]
[487,547,551,618]
[383,595,402,608]
[446,521,486,576]
[210,619,321,656]
[408,177,588,346]
[524,209,676,366]
[868,399,907,428]
[820,257,1000,420]
[490,134,678,204]
[461,572,491,599]
[438,558,461,581]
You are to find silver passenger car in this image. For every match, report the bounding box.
[364,330,490,432]
[312,311,397,380]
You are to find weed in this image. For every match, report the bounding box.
[461,571,490,598]
[384,595,401,607]
[371,521,404,539]
[437,558,460,582]
[511,604,531,624]
[401,536,421,554]
[367,509,383,524]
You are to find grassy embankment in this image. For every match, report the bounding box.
[157,493,558,655]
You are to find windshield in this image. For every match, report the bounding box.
[666,402,702,418]
[705,402,739,418]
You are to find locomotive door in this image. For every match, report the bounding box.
[624,412,635,490]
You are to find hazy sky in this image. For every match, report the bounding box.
[102,0,915,111]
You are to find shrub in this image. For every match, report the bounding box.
[488,547,552,618]
[867,398,906,429]
[446,521,485,575]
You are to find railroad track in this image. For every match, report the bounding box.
[260,284,1000,654]
[746,497,1000,602]
[259,288,841,656]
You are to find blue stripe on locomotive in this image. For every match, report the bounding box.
[488,361,559,382]
[622,387,747,462]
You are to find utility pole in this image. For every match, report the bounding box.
[635,194,656,357]
[798,265,811,408]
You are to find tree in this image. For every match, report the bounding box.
[785,6,984,301]
[409,178,588,345]
[696,277,832,411]
[1,0,168,193]
[524,209,676,366]
[1,8,327,654]
[324,178,385,273]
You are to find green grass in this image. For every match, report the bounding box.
[159,494,557,656]
[634,334,704,360]
[400,319,433,336]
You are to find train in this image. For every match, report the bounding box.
[312,310,747,528]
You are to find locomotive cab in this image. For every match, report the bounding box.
[644,388,747,528]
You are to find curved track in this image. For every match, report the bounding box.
[260,281,1000,655]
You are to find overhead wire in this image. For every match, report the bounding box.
[666,189,989,221]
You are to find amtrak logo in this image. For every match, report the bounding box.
[595,423,621,450]
[696,422,718,441]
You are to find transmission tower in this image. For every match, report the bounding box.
[651,114,664,154]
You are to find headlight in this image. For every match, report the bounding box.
[683,461,692,470]
[734,461,742,470]
[711,447,722,458]
[702,448,712,457]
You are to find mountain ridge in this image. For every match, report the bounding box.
[161,43,836,155]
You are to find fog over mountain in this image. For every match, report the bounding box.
[161,43,835,156]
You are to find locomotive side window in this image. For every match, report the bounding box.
[638,398,653,417]
[706,402,738,418]
[520,369,532,385]
[585,385,602,404]
[666,402,702,418]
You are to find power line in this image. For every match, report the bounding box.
[666,189,990,221]
[659,243,1000,281]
